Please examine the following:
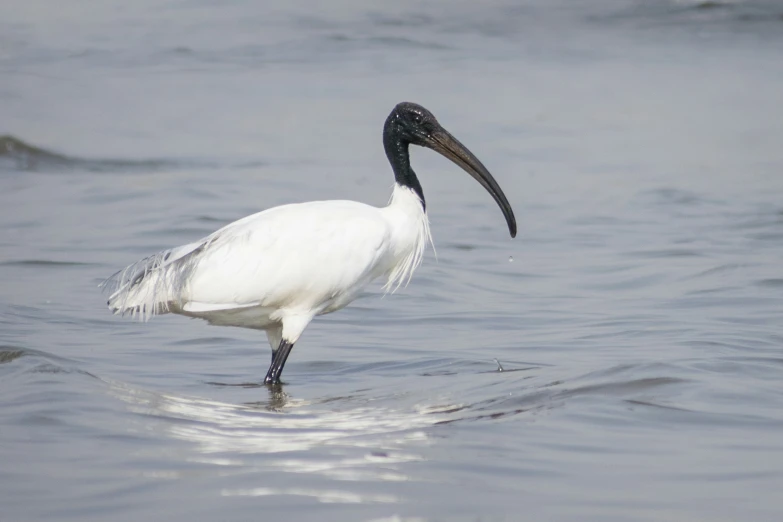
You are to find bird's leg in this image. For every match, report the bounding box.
[264,339,294,385]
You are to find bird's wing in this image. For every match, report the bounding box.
[180,199,392,313]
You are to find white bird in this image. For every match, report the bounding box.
[103,102,516,385]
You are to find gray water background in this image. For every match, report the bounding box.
[2,1,783,520]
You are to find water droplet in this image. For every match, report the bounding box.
[508,256,513,263]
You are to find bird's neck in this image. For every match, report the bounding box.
[382,183,432,293]
[383,131,425,211]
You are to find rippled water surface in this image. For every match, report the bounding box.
[2,1,783,520]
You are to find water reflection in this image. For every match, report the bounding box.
[220,487,399,503]
[106,379,435,484]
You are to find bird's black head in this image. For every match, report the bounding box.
[384,102,440,147]
[382,101,517,238]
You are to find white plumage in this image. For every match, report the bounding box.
[103,102,516,384]
[105,184,430,339]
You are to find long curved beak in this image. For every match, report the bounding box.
[427,128,517,238]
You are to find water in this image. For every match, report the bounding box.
[2,1,783,520]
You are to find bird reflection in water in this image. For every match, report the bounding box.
[106,377,436,482]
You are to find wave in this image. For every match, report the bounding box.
[0,135,266,173]
[0,135,187,173]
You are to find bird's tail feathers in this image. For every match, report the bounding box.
[101,241,207,321]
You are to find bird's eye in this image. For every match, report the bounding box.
[411,112,423,124]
